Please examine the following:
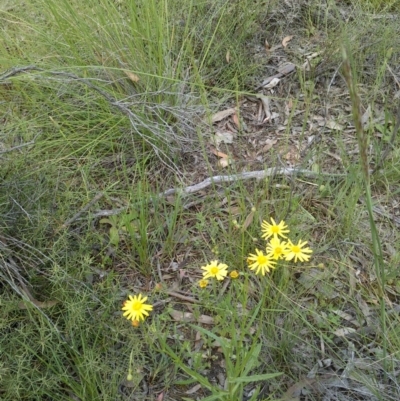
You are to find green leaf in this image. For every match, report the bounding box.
[229,372,283,383]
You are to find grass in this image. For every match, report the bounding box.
[1,0,400,400]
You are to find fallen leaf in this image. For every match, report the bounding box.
[325,120,343,131]
[264,38,270,52]
[282,35,294,48]
[185,384,202,395]
[241,211,254,231]
[278,62,296,75]
[331,309,358,325]
[256,74,281,90]
[333,327,356,337]
[169,309,214,324]
[232,113,240,128]
[211,108,236,123]
[124,70,140,83]
[169,310,194,322]
[218,157,231,168]
[226,50,230,64]
[263,77,280,90]
[198,314,215,324]
[212,131,234,146]
[210,149,229,159]
[260,138,277,153]
[256,94,271,120]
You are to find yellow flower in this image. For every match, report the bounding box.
[122,294,153,322]
[247,249,276,275]
[201,260,228,281]
[199,279,209,288]
[230,270,239,279]
[267,237,288,260]
[284,239,313,262]
[261,217,289,239]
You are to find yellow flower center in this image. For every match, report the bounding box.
[275,247,282,255]
[292,245,300,253]
[132,301,142,311]
[272,226,279,233]
[210,267,219,275]
[257,255,267,264]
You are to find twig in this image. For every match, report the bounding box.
[165,290,199,304]
[59,192,105,230]
[0,140,36,154]
[161,167,346,197]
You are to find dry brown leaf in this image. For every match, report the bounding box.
[264,38,270,52]
[210,148,229,159]
[260,138,277,153]
[124,70,140,83]
[211,108,236,123]
[282,35,294,48]
[232,113,240,128]
[241,211,254,231]
[217,157,231,168]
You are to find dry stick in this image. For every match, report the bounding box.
[160,167,346,197]
[59,192,105,230]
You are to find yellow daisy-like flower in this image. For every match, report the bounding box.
[267,237,288,260]
[284,239,313,262]
[122,294,153,322]
[201,260,228,281]
[247,249,276,275]
[199,279,209,288]
[261,217,289,239]
[230,270,239,279]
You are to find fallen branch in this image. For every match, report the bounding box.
[161,167,346,197]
